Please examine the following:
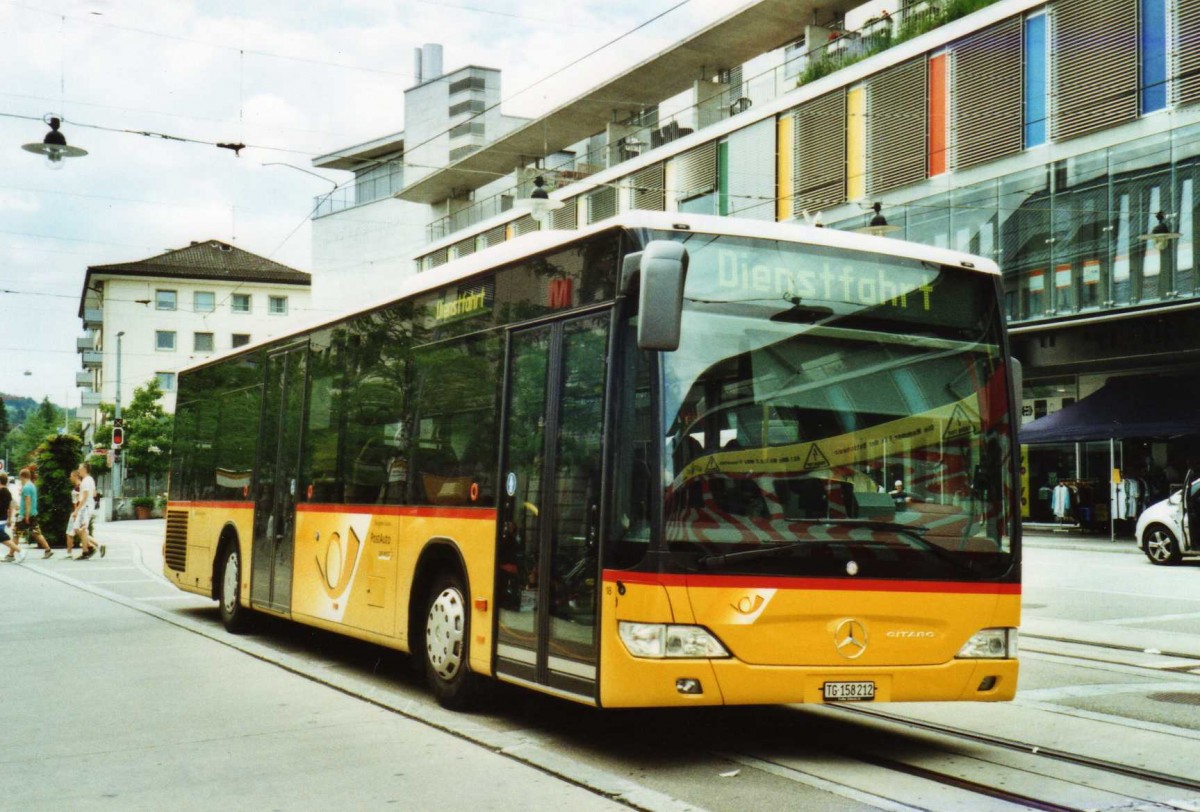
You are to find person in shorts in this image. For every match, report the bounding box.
[1,473,23,562]
[74,462,103,559]
[15,468,53,558]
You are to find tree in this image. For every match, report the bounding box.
[0,398,9,442]
[33,433,82,546]
[122,380,174,495]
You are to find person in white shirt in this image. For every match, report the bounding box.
[74,461,104,559]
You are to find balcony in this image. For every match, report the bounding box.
[76,335,96,351]
[81,392,103,408]
[81,350,102,369]
[82,308,103,329]
[311,163,404,219]
[76,371,93,388]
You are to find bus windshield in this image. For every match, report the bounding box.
[614,233,1016,582]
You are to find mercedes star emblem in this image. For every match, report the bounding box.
[834,618,868,659]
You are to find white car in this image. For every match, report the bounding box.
[1135,473,1200,565]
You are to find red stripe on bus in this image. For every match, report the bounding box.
[296,503,497,520]
[602,569,1020,595]
[167,501,254,510]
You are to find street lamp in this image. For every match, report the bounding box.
[114,331,124,499]
[21,115,88,170]
[524,176,564,228]
[855,202,900,236]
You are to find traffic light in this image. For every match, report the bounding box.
[112,426,124,448]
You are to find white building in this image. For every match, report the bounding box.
[310,44,528,312]
[76,239,312,440]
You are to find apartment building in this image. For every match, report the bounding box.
[76,239,311,440]
[310,44,528,312]
[314,0,1200,527]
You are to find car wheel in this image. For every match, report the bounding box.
[424,571,478,709]
[219,543,253,632]
[1143,524,1183,565]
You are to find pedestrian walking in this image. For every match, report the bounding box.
[64,469,82,560]
[74,462,103,559]
[0,473,24,563]
[14,467,53,558]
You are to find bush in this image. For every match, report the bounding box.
[131,496,155,509]
[32,434,82,546]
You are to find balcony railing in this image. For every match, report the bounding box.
[76,335,95,351]
[81,350,102,369]
[81,392,102,408]
[312,164,405,218]
[417,0,999,244]
[82,308,102,329]
[76,371,93,388]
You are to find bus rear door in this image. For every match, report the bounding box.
[251,342,308,614]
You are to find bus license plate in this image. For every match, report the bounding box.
[823,681,876,701]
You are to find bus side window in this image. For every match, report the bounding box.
[410,332,502,507]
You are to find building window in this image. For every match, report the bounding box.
[194,332,214,352]
[231,333,251,348]
[1140,0,1167,114]
[449,121,486,139]
[1023,13,1048,148]
[448,75,486,94]
[156,331,176,351]
[448,98,485,117]
[193,291,215,313]
[232,293,251,313]
[156,372,176,391]
[156,289,177,311]
[269,295,288,315]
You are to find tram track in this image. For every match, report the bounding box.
[830,703,1200,796]
[723,699,1200,811]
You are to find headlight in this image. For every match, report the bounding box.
[618,622,731,658]
[956,628,1018,659]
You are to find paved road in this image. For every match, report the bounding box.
[0,518,636,812]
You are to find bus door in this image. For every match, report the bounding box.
[251,343,308,614]
[496,313,609,698]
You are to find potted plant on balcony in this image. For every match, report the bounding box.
[131,496,155,520]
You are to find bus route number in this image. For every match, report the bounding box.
[823,681,876,701]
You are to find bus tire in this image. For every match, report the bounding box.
[219,543,253,633]
[1143,524,1183,565]
[424,571,476,709]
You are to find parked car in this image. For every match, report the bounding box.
[1135,472,1200,564]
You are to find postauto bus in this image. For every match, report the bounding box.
[164,212,1020,709]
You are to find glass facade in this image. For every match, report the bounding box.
[832,123,1200,325]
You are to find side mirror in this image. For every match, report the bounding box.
[623,241,688,351]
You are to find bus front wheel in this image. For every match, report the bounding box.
[424,571,477,709]
[219,544,252,633]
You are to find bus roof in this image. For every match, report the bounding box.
[178,212,999,377]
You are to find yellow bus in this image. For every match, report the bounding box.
[164,212,1020,709]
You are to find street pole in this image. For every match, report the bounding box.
[114,331,124,499]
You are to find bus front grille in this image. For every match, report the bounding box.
[164,510,188,572]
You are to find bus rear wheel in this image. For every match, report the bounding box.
[424,571,477,709]
[219,544,252,633]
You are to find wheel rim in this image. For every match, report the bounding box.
[223,550,239,615]
[1148,529,1174,561]
[426,586,466,682]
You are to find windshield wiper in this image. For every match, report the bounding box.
[808,519,975,573]
[695,520,971,573]
[697,541,813,570]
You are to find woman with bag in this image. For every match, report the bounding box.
[14,468,53,559]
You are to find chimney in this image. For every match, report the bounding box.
[416,43,443,85]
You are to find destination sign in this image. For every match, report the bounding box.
[712,248,935,312]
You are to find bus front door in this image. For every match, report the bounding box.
[497,314,609,699]
[251,343,307,614]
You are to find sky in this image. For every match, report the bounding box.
[0,0,738,406]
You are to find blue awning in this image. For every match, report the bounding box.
[1019,374,1200,444]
